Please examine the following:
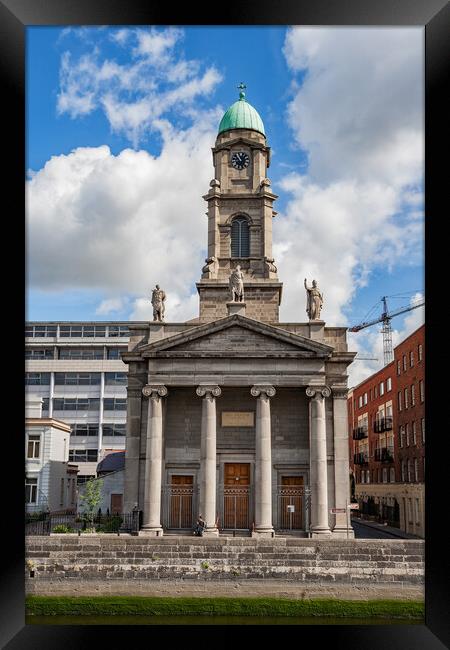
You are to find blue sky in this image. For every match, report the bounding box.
[26,26,425,385]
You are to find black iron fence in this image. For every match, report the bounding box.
[25,510,141,535]
[352,426,368,440]
[374,447,394,462]
[353,452,369,465]
[374,417,393,433]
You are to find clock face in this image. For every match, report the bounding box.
[231,151,250,170]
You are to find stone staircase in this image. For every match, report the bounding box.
[26,536,424,586]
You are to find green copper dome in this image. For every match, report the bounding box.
[218,84,265,136]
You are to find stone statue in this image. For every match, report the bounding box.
[304,278,323,320]
[151,284,166,322]
[202,256,217,276]
[229,265,245,302]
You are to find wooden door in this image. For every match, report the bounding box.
[170,475,194,529]
[280,476,303,530]
[110,493,123,514]
[223,463,250,529]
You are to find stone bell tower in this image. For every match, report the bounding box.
[197,84,282,323]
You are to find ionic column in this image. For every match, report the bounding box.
[140,384,167,536]
[196,385,221,536]
[251,385,276,537]
[306,386,331,536]
[332,387,355,538]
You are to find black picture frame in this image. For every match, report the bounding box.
[2,0,448,647]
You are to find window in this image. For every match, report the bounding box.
[25,477,38,503]
[109,326,129,337]
[53,398,100,412]
[402,355,407,371]
[389,467,395,483]
[401,462,406,482]
[42,398,49,414]
[54,372,101,385]
[231,216,250,257]
[363,392,367,405]
[102,424,126,437]
[107,347,126,359]
[414,459,419,482]
[59,348,104,360]
[404,387,409,409]
[412,421,416,445]
[407,460,412,482]
[77,475,95,486]
[358,395,363,408]
[419,380,424,403]
[27,435,41,459]
[421,418,425,443]
[59,325,106,337]
[25,325,57,338]
[105,372,127,386]
[25,372,50,385]
[399,426,404,448]
[374,385,378,398]
[103,398,127,411]
[69,449,98,463]
[25,348,54,360]
[418,344,423,361]
[382,468,387,483]
[366,470,370,484]
[411,384,416,406]
[361,471,365,484]
[397,360,401,375]
[386,377,392,392]
[379,382,384,396]
[405,423,410,446]
[398,391,402,411]
[410,350,414,367]
[70,424,99,437]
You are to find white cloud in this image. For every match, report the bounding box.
[95,297,129,315]
[56,27,223,147]
[276,27,424,351]
[26,113,221,322]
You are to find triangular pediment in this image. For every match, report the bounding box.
[139,315,333,358]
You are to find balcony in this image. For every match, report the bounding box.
[373,417,393,433]
[353,452,369,465]
[374,447,394,463]
[352,426,368,440]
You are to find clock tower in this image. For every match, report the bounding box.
[197,84,282,323]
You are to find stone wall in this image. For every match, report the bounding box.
[25,536,424,587]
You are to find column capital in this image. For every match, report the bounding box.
[142,384,168,398]
[251,385,276,398]
[330,386,349,400]
[306,386,331,399]
[196,384,222,398]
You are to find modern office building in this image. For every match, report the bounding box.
[25,322,133,485]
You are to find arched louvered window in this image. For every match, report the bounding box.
[231,216,250,257]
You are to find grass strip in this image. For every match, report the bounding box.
[26,596,424,619]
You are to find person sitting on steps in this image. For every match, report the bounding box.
[193,515,207,536]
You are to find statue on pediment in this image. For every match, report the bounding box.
[304,278,323,320]
[151,284,166,322]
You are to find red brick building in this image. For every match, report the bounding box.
[348,324,425,537]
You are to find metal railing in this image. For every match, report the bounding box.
[218,485,253,531]
[276,485,311,533]
[161,484,198,530]
[353,452,369,465]
[374,447,394,462]
[352,426,368,440]
[25,511,140,535]
[374,417,393,433]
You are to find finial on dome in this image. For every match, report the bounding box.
[237,82,246,100]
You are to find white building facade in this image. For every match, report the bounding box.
[25,323,133,485]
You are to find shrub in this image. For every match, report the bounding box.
[52,525,74,533]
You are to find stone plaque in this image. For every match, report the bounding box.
[221,411,254,427]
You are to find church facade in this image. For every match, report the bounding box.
[122,88,356,538]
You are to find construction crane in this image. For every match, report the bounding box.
[349,295,425,366]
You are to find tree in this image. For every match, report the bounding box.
[79,477,103,528]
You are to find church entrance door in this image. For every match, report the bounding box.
[222,463,251,530]
[279,476,304,530]
[169,475,194,529]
